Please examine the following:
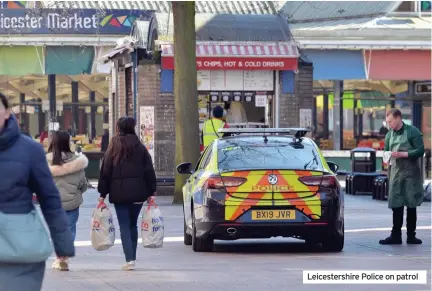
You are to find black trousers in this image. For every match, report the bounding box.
[392,207,417,236]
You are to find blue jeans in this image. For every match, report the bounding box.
[114,204,143,262]
[65,208,79,241]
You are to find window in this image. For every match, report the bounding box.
[200,147,213,170]
[217,138,322,172]
[195,144,213,171]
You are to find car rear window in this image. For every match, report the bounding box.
[217,138,322,172]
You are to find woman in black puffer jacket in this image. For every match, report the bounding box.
[98,116,156,271]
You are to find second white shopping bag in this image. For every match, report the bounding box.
[141,198,164,248]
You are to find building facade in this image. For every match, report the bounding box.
[106,13,314,180]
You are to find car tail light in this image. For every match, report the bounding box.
[204,176,247,190]
[298,175,338,189]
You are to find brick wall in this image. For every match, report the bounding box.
[118,69,126,117]
[125,67,134,116]
[279,62,314,127]
[137,64,176,179]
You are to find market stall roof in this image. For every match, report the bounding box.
[290,16,432,49]
[42,1,279,14]
[278,1,402,23]
[161,42,299,58]
[41,1,401,20]
[156,13,294,42]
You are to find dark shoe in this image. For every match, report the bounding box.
[379,235,402,245]
[407,232,422,244]
[406,208,420,244]
[380,207,404,245]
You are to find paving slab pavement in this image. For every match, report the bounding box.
[41,188,431,291]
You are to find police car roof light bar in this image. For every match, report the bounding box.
[218,128,310,138]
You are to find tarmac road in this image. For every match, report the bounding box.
[42,188,431,291]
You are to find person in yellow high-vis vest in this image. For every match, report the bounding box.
[202,106,230,148]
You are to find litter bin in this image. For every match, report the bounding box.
[350,147,376,173]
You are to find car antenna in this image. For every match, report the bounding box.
[263,126,268,143]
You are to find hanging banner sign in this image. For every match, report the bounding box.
[139,106,155,164]
[0,9,152,34]
[162,57,298,71]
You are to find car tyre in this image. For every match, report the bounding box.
[184,219,192,246]
[192,211,214,252]
[321,227,344,252]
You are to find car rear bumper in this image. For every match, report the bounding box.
[194,197,343,241]
[196,221,336,240]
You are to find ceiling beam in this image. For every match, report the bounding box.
[0,76,22,84]
[56,75,105,100]
[0,83,39,101]
[9,80,48,94]
[66,75,108,97]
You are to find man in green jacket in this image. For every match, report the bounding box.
[379,108,425,245]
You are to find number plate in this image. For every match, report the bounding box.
[251,210,296,220]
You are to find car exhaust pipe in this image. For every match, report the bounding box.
[226,227,237,234]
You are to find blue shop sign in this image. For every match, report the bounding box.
[0,8,153,34]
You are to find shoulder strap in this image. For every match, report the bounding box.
[211,119,221,138]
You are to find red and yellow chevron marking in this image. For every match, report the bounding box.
[222,170,323,221]
[223,170,273,220]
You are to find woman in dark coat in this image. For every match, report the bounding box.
[0,93,75,290]
[98,116,156,271]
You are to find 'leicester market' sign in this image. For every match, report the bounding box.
[162,56,298,71]
[0,8,152,34]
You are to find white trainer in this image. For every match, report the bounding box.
[52,259,69,271]
[122,261,135,271]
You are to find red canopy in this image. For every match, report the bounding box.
[365,50,431,80]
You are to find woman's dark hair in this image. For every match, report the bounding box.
[0,92,9,109]
[48,130,72,166]
[106,117,138,165]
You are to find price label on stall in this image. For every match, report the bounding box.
[255,95,266,107]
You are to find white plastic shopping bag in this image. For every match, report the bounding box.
[141,199,164,248]
[90,201,115,251]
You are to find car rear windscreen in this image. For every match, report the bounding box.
[217,139,322,172]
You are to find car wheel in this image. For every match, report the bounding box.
[321,227,344,252]
[192,211,214,252]
[184,218,192,246]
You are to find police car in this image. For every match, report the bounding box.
[177,128,344,252]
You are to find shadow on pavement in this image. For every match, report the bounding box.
[212,239,331,254]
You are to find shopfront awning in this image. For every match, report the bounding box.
[0,45,114,76]
[302,49,366,80]
[364,49,432,80]
[0,46,44,75]
[45,46,95,75]
[160,41,300,70]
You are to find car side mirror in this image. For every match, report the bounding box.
[327,161,339,173]
[177,162,194,175]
